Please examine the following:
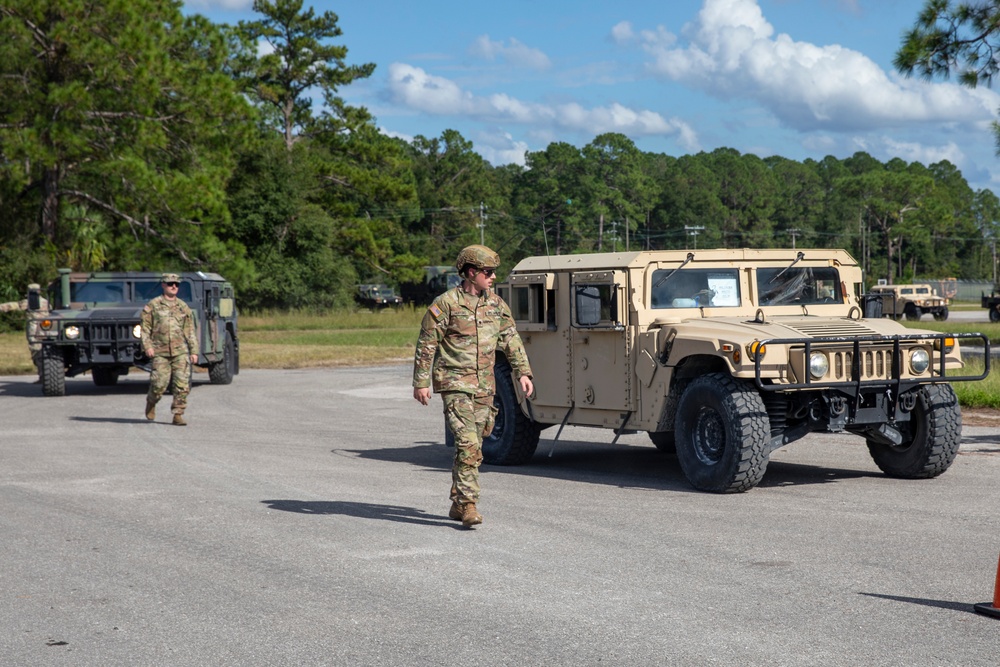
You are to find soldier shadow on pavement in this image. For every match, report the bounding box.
[260,499,461,528]
[858,592,978,615]
[0,379,45,397]
[70,416,155,425]
[348,439,881,493]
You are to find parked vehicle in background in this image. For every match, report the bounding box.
[400,266,461,305]
[983,288,1000,322]
[34,269,239,396]
[870,283,949,321]
[479,248,988,493]
[355,284,403,310]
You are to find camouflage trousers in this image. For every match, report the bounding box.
[442,391,497,505]
[148,354,191,415]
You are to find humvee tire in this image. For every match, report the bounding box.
[904,304,922,321]
[866,384,961,479]
[445,358,541,465]
[991,306,1000,323]
[92,367,121,386]
[674,373,770,493]
[41,347,66,397]
[933,307,949,321]
[209,332,236,385]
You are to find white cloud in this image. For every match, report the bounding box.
[863,137,966,167]
[182,0,252,10]
[474,131,531,166]
[386,63,700,151]
[469,35,552,70]
[636,0,1000,132]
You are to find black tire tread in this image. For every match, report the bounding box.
[867,384,961,479]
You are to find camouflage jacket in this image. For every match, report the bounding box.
[140,295,199,358]
[413,285,532,396]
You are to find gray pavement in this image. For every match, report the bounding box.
[1,366,999,666]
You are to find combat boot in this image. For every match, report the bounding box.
[172,413,187,426]
[145,400,156,421]
[460,503,483,528]
[448,502,463,521]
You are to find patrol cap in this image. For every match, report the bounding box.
[455,244,500,271]
[161,272,181,283]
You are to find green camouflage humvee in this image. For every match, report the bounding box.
[33,269,239,396]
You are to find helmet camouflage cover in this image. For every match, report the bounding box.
[455,244,500,270]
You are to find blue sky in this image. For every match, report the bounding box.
[183,0,1000,194]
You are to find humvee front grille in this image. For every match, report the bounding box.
[83,322,135,342]
[754,332,990,394]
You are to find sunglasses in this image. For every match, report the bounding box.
[164,282,180,287]
[478,268,496,277]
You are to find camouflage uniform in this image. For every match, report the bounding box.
[413,284,532,506]
[0,284,50,372]
[141,278,199,417]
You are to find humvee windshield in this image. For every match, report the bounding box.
[651,268,741,308]
[756,267,841,306]
[71,280,193,303]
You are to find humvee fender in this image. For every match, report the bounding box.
[486,248,990,493]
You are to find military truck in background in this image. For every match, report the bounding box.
[479,248,989,493]
[982,288,1000,322]
[355,283,403,310]
[33,269,239,396]
[400,266,461,305]
[870,283,949,321]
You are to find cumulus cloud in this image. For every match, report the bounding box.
[183,0,252,10]
[635,0,1000,132]
[470,35,552,70]
[386,63,700,151]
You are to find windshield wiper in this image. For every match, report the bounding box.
[654,252,695,288]
[768,251,805,284]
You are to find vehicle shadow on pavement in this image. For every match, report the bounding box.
[351,440,879,492]
[858,592,977,615]
[260,499,461,528]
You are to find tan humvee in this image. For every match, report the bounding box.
[483,248,988,493]
[870,283,949,321]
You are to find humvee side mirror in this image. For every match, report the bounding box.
[27,288,41,311]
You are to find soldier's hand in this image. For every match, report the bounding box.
[413,387,432,406]
[190,354,197,365]
[519,375,534,398]
[145,348,154,358]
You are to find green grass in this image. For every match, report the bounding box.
[952,358,1000,409]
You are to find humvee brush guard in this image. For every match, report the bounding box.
[34,269,239,396]
[482,249,989,493]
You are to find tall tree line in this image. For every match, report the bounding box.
[2,0,999,318]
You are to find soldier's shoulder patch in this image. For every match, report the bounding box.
[429,304,444,320]
[142,304,152,313]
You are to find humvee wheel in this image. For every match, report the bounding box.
[208,332,236,384]
[866,384,961,479]
[990,307,1000,323]
[41,347,66,397]
[674,373,770,493]
[648,431,676,453]
[446,358,540,465]
[92,368,120,386]
[904,304,922,321]
[933,307,949,321]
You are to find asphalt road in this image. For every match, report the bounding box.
[1,367,999,667]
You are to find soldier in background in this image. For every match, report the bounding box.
[412,245,534,529]
[141,273,199,426]
[0,283,50,376]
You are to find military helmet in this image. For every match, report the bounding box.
[455,245,500,271]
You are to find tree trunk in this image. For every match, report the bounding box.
[598,213,604,251]
[41,166,60,242]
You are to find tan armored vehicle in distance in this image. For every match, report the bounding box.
[484,248,989,493]
[870,283,949,321]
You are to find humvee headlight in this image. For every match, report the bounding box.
[747,341,766,360]
[132,324,142,338]
[65,325,80,340]
[808,352,829,379]
[910,348,931,374]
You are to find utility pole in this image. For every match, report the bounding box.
[787,228,801,249]
[684,225,705,250]
[478,202,486,244]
